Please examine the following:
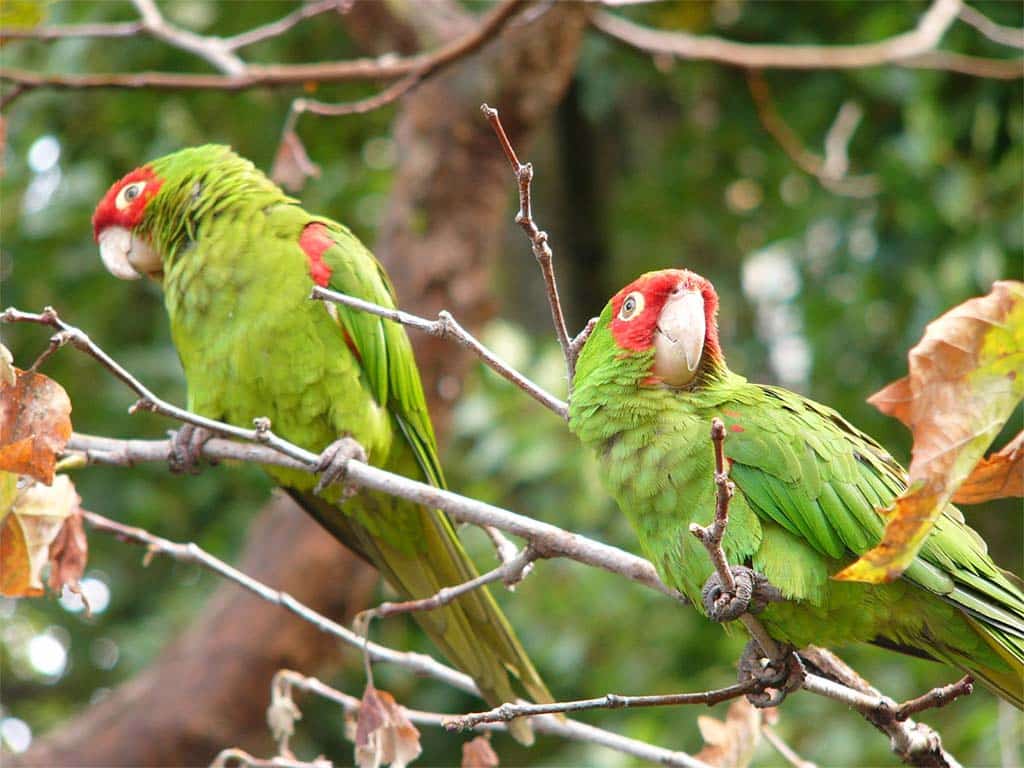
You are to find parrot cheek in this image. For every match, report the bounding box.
[98,226,162,281]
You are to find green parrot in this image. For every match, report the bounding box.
[91,145,551,741]
[569,268,1023,707]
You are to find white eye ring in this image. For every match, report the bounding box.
[618,291,645,321]
[115,182,145,210]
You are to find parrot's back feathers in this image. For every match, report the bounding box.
[94,147,553,741]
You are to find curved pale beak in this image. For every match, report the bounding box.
[98,226,162,281]
[652,289,705,386]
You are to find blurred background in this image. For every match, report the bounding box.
[1,1,1022,766]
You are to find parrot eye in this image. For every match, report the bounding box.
[618,291,645,321]
[115,182,145,210]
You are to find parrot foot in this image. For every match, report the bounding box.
[738,640,806,708]
[168,424,216,475]
[314,436,367,497]
[701,565,780,622]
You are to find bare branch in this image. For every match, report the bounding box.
[481,103,578,388]
[801,647,964,768]
[746,71,880,198]
[444,679,762,730]
[957,5,1024,50]
[273,670,713,768]
[895,676,974,721]
[762,725,818,768]
[131,0,246,75]
[65,429,675,599]
[1,0,526,95]
[311,286,567,418]
[593,0,1023,79]
[222,0,348,51]
[0,21,145,40]
[364,546,539,620]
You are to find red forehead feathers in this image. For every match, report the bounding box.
[608,269,718,353]
[92,166,163,241]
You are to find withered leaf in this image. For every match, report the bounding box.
[461,735,499,768]
[0,344,14,387]
[952,430,1023,504]
[838,281,1024,583]
[271,129,321,193]
[47,507,88,595]
[0,366,73,484]
[694,698,762,768]
[1,474,82,597]
[355,684,422,768]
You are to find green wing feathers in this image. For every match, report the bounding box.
[721,384,1023,706]
[309,223,553,738]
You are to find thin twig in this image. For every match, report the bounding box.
[310,286,567,418]
[689,419,736,595]
[895,676,974,721]
[222,0,347,51]
[594,0,959,70]
[273,670,712,768]
[82,509,477,694]
[0,21,145,40]
[444,679,763,731]
[364,546,539,620]
[1,0,526,95]
[957,5,1024,50]
[481,104,578,389]
[762,725,818,768]
[746,71,880,198]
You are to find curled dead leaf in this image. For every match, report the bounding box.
[1,474,84,597]
[837,281,1024,583]
[355,684,422,768]
[0,366,73,484]
[952,430,1023,504]
[461,734,499,768]
[694,698,763,768]
[0,344,14,387]
[272,129,321,193]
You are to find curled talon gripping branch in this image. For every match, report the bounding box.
[701,565,782,622]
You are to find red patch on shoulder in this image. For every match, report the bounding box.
[299,223,334,286]
[92,166,163,240]
[729,424,745,433]
[722,408,741,418]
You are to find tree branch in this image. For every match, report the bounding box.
[131,0,246,75]
[0,0,526,96]
[481,103,579,389]
[222,0,348,51]
[957,4,1024,50]
[592,0,1023,79]
[310,285,568,418]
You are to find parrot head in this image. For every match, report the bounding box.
[92,145,273,282]
[575,268,723,390]
[92,165,166,281]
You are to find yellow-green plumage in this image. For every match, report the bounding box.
[103,146,550,740]
[570,269,1023,707]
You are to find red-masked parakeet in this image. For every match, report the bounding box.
[569,268,1023,707]
[92,145,551,741]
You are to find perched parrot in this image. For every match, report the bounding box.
[569,268,1023,707]
[92,145,551,741]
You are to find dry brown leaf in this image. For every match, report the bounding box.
[952,430,1024,504]
[1,474,82,597]
[0,366,73,484]
[354,684,422,768]
[461,734,499,768]
[47,506,88,594]
[271,129,321,193]
[694,698,762,768]
[837,281,1024,583]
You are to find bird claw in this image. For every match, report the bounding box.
[701,565,779,622]
[169,425,215,475]
[738,640,806,708]
[314,436,368,497]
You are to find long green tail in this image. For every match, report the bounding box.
[289,490,552,744]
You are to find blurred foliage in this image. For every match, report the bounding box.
[1,1,1022,766]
